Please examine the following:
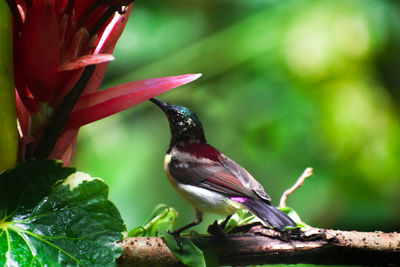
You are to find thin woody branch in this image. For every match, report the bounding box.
[280,167,313,208]
[117,226,400,266]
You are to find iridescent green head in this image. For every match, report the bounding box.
[150,98,206,145]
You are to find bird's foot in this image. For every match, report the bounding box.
[207,214,232,238]
[207,220,227,238]
[168,230,183,248]
[219,215,231,230]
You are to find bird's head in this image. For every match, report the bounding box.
[150,98,206,146]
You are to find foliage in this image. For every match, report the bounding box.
[161,231,218,267]
[279,207,307,229]
[217,207,305,233]
[128,204,178,237]
[129,205,218,267]
[0,160,125,266]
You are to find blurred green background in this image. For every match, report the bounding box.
[72,0,400,260]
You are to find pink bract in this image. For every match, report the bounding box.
[9,0,201,164]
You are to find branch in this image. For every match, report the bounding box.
[117,226,400,266]
[280,167,313,208]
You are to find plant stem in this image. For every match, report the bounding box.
[0,2,18,171]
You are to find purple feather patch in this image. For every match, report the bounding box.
[177,143,221,161]
[230,197,248,203]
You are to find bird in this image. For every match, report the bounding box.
[149,97,297,241]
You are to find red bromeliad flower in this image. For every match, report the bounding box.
[8,0,201,165]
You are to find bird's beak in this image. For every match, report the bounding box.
[149,97,170,112]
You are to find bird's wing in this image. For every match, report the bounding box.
[217,153,271,201]
[168,147,271,201]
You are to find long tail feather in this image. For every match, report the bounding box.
[238,198,297,230]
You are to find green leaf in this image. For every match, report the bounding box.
[131,206,217,266]
[0,159,126,266]
[279,206,307,228]
[190,232,218,267]
[218,207,306,232]
[160,231,207,267]
[128,204,177,237]
[218,209,258,233]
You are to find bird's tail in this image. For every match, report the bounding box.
[239,198,297,230]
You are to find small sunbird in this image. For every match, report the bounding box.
[150,98,296,242]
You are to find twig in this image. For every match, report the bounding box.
[117,227,400,266]
[279,167,313,208]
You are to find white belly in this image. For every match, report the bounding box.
[175,184,243,215]
[164,153,243,215]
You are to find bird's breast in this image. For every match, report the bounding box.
[164,154,180,189]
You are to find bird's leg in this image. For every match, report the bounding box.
[168,210,202,247]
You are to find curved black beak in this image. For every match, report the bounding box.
[149,97,170,112]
